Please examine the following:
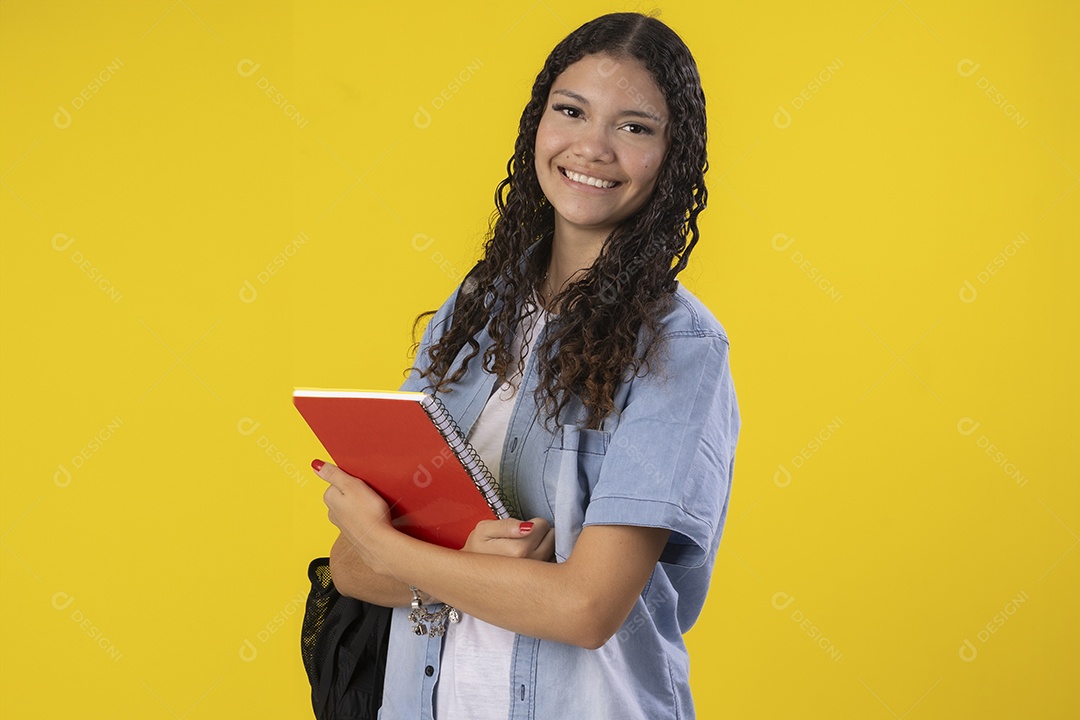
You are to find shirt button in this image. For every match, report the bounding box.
[425,665,435,677]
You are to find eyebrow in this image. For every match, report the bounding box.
[551,89,665,124]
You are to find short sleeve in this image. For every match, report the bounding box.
[582,332,739,567]
[398,285,461,392]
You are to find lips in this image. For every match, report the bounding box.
[559,166,620,189]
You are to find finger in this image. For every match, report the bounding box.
[514,518,551,555]
[520,517,551,537]
[477,517,547,540]
[312,459,353,494]
[468,518,514,540]
[323,484,341,509]
[534,526,556,561]
[503,518,552,554]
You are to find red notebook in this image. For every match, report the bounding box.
[293,388,514,549]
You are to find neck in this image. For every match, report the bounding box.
[541,225,608,308]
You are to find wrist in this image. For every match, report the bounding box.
[361,522,405,576]
[408,584,461,637]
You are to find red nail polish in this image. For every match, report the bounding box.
[311,459,325,472]
[519,521,534,533]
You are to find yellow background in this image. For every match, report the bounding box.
[1,1,1077,717]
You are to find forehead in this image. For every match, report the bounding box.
[548,53,669,120]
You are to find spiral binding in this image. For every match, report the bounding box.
[419,393,517,520]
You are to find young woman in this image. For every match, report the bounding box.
[314,12,740,719]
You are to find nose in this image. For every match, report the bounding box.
[571,122,614,163]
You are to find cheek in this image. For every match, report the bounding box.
[638,151,667,187]
[534,123,564,192]
[534,121,558,161]
[631,164,660,193]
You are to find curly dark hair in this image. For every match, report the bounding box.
[412,11,709,430]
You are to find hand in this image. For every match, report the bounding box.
[463,517,556,561]
[314,459,394,567]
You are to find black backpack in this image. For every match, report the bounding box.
[300,557,393,720]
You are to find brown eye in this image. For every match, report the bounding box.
[552,103,583,118]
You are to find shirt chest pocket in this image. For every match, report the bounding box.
[541,426,611,561]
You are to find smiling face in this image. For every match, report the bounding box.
[534,53,670,250]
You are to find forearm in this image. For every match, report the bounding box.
[391,533,595,645]
[367,525,649,649]
[317,461,668,647]
[328,532,414,607]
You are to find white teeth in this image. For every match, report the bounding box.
[563,168,617,188]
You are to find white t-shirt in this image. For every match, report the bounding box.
[434,304,547,720]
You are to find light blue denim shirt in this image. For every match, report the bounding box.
[381,280,740,720]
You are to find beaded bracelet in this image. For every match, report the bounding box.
[408,586,461,638]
